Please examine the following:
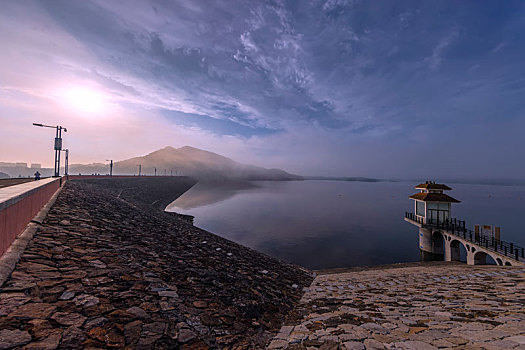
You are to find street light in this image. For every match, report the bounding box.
[62,149,69,176]
[106,159,113,176]
[33,123,67,177]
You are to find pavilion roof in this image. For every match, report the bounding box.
[409,192,460,203]
[415,183,452,190]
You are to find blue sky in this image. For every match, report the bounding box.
[1,0,524,178]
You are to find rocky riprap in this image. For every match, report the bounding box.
[0,178,313,349]
[269,264,525,349]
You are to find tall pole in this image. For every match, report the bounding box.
[64,149,69,176]
[154,167,157,176]
[34,123,66,177]
[107,160,113,176]
[55,127,60,177]
[139,164,141,176]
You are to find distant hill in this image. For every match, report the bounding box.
[0,172,9,179]
[303,176,384,182]
[111,146,302,181]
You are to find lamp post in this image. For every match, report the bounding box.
[63,149,69,176]
[106,160,113,176]
[33,123,67,177]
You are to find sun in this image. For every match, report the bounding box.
[60,86,108,114]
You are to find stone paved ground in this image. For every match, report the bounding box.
[0,180,312,349]
[269,264,525,349]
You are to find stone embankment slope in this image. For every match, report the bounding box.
[269,264,525,349]
[0,178,313,349]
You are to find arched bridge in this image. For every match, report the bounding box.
[405,212,525,266]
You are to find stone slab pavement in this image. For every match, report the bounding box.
[268,264,525,349]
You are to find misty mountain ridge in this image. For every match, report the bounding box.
[111,146,302,181]
[0,146,301,180]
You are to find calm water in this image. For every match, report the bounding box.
[166,180,525,270]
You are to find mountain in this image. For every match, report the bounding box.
[111,146,302,181]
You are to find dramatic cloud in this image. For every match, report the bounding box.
[1,0,524,178]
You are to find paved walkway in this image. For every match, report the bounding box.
[269,264,525,349]
[0,178,35,190]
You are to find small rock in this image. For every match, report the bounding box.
[60,327,86,348]
[143,322,167,335]
[107,309,136,323]
[51,312,86,327]
[127,306,148,319]
[0,329,32,349]
[363,338,386,349]
[84,317,108,329]
[58,291,75,300]
[8,303,57,319]
[124,320,142,345]
[394,340,438,350]
[0,293,31,316]
[178,328,196,343]
[87,327,107,342]
[343,341,365,350]
[158,290,178,298]
[193,300,208,308]
[23,330,62,350]
[73,294,99,308]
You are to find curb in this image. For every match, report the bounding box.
[0,184,64,287]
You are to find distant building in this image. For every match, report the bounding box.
[409,181,460,224]
[15,162,28,167]
[30,163,42,169]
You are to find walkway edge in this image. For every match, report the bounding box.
[0,183,64,287]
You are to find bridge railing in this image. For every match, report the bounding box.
[405,212,525,263]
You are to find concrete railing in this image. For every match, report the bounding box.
[67,175,175,179]
[0,177,63,257]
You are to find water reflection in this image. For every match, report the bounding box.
[166,180,525,270]
[166,180,258,210]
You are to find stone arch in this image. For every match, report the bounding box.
[450,239,467,262]
[496,258,503,266]
[432,231,444,260]
[473,251,497,265]
[466,244,470,251]
[505,261,512,266]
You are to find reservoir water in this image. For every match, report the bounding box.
[166,180,525,270]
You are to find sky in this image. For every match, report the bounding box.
[1,0,524,179]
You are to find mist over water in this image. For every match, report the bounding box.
[166,181,525,270]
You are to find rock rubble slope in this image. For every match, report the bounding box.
[0,178,313,349]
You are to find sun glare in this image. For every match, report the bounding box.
[60,86,108,114]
